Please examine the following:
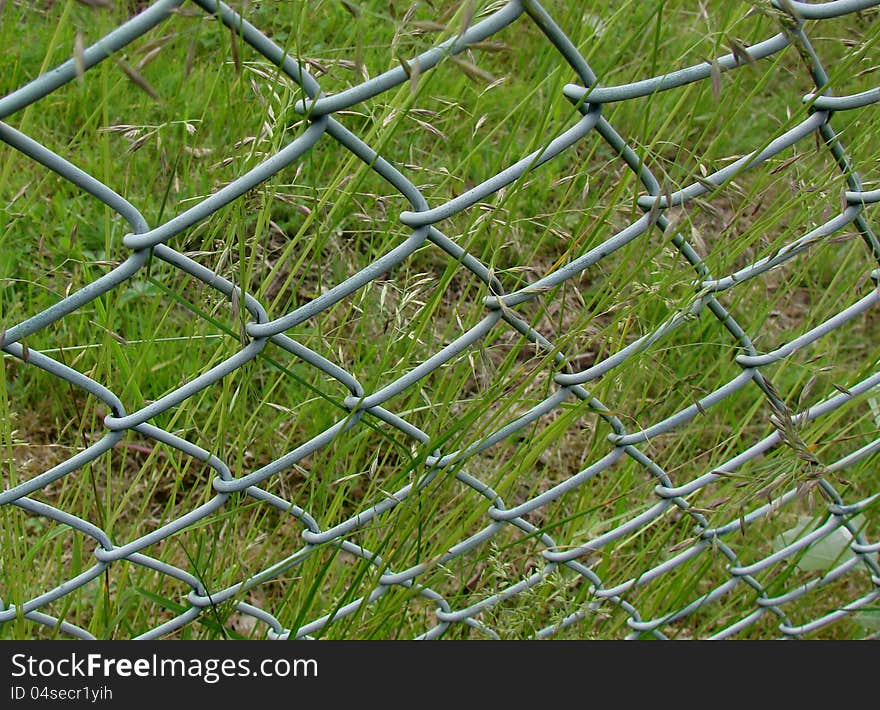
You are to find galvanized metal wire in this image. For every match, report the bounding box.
[2,0,879,639]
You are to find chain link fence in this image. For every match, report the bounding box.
[1,0,879,639]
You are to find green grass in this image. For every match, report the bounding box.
[1,0,879,639]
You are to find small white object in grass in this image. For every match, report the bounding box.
[853,608,880,632]
[868,393,880,428]
[771,512,880,633]
[772,515,867,572]
[582,13,606,38]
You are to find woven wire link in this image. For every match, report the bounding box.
[1,0,879,639]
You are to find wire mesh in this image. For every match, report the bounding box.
[1,0,879,639]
